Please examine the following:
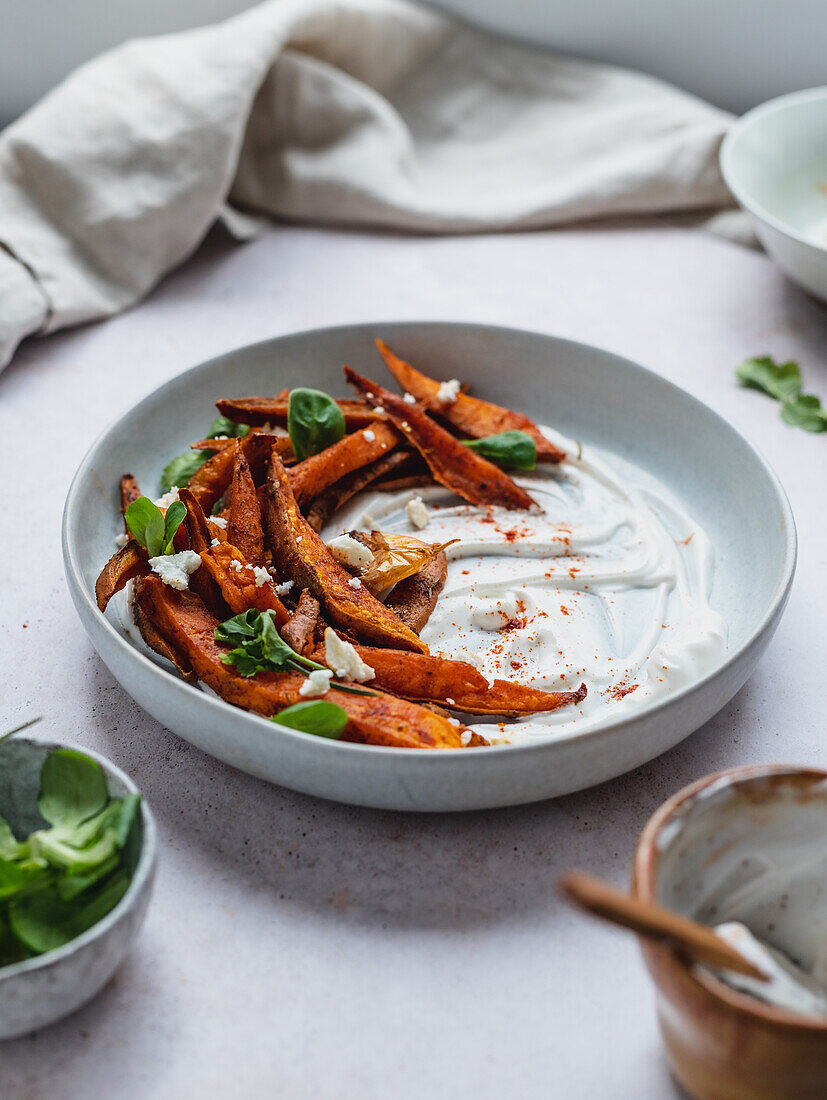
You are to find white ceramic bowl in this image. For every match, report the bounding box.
[62,322,796,811]
[0,737,156,1040]
[721,87,827,302]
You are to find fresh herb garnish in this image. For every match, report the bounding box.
[736,356,826,433]
[0,749,140,964]
[125,497,186,557]
[159,416,249,493]
[287,389,346,461]
[271,700,348,739]
[463,430,537,469]
[215,610,373,695]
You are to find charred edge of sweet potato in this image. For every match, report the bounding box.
[280,591,320,655]
[384,551,447,633]
[185,432,280,511]
[95,540,148,612]
[228,439,265,565]
[137,577,477,748]
[132,578,196,682]
[119,475,142,530]
[289,421,400,510]
[344,367,538,512]
[265,449,429,653]
[215,396,385,430]
[305,450,412,533]
[374,339,566,464]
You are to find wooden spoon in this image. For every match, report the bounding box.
[560,869,768,981]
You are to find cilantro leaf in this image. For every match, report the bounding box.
[780,393,827,433]
[463,430,537,469]
[736,357,802,401]
[288,389,346,461]
[271,701,347,739]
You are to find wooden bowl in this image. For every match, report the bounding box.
[633,765,827,1100]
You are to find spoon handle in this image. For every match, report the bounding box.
[560,869,767,981]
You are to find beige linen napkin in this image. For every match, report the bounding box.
[0,0,734,370]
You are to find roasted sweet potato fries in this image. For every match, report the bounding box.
[95,340,586,749]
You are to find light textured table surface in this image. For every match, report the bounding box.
[1,222,825,1099]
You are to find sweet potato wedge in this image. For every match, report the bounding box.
[384,551,448,633]
[216,396,385,430]
[344,368,537,512]
[228,439,265,564]
[95,540,147,612]
[132,583,196,683]
[119,475,142,526]
[264,450,428,653]
[328,644,588,716]
[280,591,320,655]
[198,543,290,624]
[186,432,286,511]
[134,578,480,748]
[288,422,400,509]
[305,450,411,533]
[375,339,566,464]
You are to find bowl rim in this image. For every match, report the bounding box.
[62,320,797,765]
[720,85,827,253]
[634,762,827,1032]
[0,736,157,982]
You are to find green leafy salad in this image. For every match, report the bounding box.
[0,747,141,967]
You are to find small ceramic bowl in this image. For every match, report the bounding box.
[633,765,827,1100]
[720,87,827,303]
[0,738,157,1040]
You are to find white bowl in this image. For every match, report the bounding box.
[0,737,157,1040]
[62,322,796,811]
[721,87,827,302]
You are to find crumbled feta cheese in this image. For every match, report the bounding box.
[406,496,429,530]
[260,422,289,438]
[154,488,180,509]
[212,435,229,441]
[210,538,220,548]
[363,429,376,442]
[275,580,294,596]
[348,577,362,589]
[252,565,270,587]
[366,392,375,400]
[115,531,129,548]
[448,717,461,727]
[230,559,244,572]
[327,533,373,570]
[437,379,461,404]
[460,730,472,745]
[323,628,375,683]
[148,550,201,590]
[446,697,456,706]
[403,392,416,404]
[296,536,303,543]
[211,516,227,529]
[298,669,334,698]
[401,421,410,430]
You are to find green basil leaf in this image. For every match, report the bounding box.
[9,870,130,955]
[271,701,348,739]
[161,500,187,554]
[125,497,166,556]
[56,854,121,901]
[288,388,346,461]
[38,750,109,832]
[780,393,827,433]
[30,828,119,875]
[160,449,212,495]
[736,357,802,401]
[207,415,249,440]
[463,430,537,469]
[0,817,25,862]
[0,858,47,903]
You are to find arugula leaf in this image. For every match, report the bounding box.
[38,750,109,831]
[780,393,827,432]
[159,417,248,493]
[463,430,537,469]
[125,496,185,557]
[736,357,802,401]
[288,388,346,461]
[271,701,347,739]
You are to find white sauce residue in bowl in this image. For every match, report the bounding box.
[327,426,727,744]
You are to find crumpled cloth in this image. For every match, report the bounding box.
[0,0,735,371]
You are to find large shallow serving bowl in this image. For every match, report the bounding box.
[721,87,827,303]
[63,322,795,812]
[0,737,157,1039]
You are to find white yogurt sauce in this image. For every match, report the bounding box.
[326,426,727,745]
